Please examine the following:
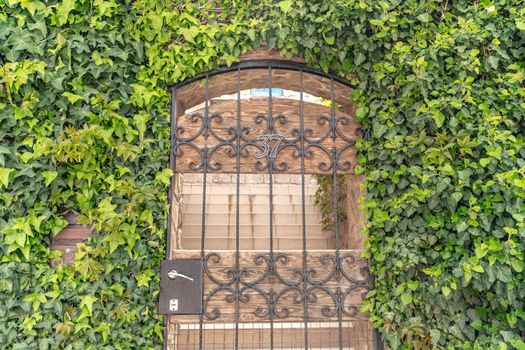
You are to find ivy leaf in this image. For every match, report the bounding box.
[432,110,445,128]
[79,295,97,317]
[479,158,491,167]
[10,30,36,53]
[472,265,484,273]
[0,167,14,188]
[19,244,30,261]
[246,28,255,42]
[74,321,91,333]
[57,33,67,47]
[20,316,37,332]
[355,107,369,122]
[135,271,152,287]
[456,221,468,233]
[62,92,83,104]
[354,52,366,66]
[14,231,26,246]
[42,171,58,186]
[486,55,499,69]
[511,259,524,273]
[323,33,335,45]
[20,152,33,163]
[516,19,525,31]
[487,264,512,283]
[407,280,419,291]
[510,339,525,350]
[451,192,462,203]
[512,213,524,223]
[400,292,412,305]
[56,0,76,26]
[429,329,441,346]
[319,58,329,73]
[18,0,39,15]
[417,13,430,23]
[155,168,172,186]
[178,26,200,44]
[278,0,292,13]
[133,113,148,141]
[95,322,111,342]
[442,286,451,297]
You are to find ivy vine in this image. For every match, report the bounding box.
[0,0,524,349]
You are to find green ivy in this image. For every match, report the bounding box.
[0,0,524,349]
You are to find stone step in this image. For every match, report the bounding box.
[180,230,330,239]
[183,184,319,196]
[180,224,330,238]
[180,237,336,250]
[182,193,318,205]
[182,173,320,185]
[182,203,321,215]
[181,212,323,226]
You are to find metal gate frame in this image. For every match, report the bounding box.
[162,59,382,350]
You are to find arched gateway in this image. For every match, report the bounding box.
[160,48,381,350]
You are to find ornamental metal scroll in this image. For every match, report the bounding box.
[200,251,371,322]
[173,101,360,174]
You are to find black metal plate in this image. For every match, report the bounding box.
[159,259,202,314]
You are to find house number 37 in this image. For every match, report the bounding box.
[254,134,284,159]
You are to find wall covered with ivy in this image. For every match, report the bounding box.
[0,0,524,349]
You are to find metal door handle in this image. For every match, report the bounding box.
[167,269,194,282]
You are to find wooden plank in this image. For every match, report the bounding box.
[170,250,370,323]
[174,98,359,174]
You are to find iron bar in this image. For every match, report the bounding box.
[235,67,241,349]
[198,75,210,350]
[299,69,309,349]
[330,77,344,350]
[268,66,274,350]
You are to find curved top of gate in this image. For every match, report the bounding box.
[169,59,355,89]
[169,49,356,113]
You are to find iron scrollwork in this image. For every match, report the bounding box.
[201,251,370,321]
[173,109,357,173]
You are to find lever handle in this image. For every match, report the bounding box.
[167,269,194,282]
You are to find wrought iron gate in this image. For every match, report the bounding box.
[161,61,381,350]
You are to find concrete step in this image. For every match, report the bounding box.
[180,224,330,238]
[182,203,321,215]
[183,184,319,196]
[181,173,320,185]
[181,213,322,226]
[180,237,336,250]
[181,228,329,240]
[182,194,319,205]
